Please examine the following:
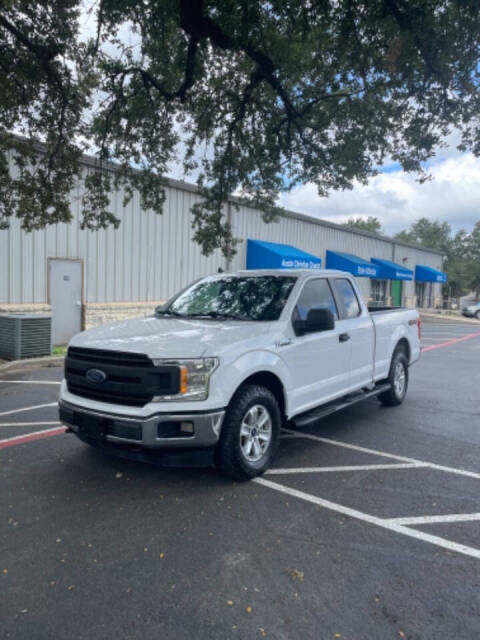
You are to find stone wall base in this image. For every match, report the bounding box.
[0,303,51,314]
[0,292,428,333]
[83,301,166,329]
[0,301,166,332]
[0,295,422,331]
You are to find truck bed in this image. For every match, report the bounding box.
[367,306,408,313]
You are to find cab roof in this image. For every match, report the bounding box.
[233,268,349,279]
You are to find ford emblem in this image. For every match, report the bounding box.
[86,368,107,384]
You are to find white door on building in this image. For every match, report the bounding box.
[48,259,82,345]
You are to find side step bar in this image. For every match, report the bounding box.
[292,384,391,428]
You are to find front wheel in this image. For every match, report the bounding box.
[215,384,281,481]
[378,349,409,407]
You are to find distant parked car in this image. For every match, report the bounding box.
[462,301,480,319]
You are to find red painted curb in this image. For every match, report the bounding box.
[422,331,480,353]
[0,426,67,450]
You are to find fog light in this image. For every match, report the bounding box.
[157,421,195,438]
[180,421,194,435]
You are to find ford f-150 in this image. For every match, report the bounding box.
[59,269,421,480]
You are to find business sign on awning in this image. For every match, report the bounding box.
[326,250,378,277]
[371,258,413,281]
[246,239,322,270]
[415,265,448,283]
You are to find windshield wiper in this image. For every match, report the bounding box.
[186,311,252,321]
[155,308,186,318]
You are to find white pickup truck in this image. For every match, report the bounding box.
[59,269,421,480]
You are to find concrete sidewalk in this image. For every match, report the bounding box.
[420,310,480,324]
[0,355,64,376]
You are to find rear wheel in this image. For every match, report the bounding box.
[215,384,281,481]
[475,310,480,320]
[378,349,409,407]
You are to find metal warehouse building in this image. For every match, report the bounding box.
[0,153,446,345]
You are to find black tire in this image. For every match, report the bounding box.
[476,311,480,320]
[215,384,281,481]
[378,349,409,407]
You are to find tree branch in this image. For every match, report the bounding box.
[382,0,441,80]
[179,0,299,118]
[0,11,66,97]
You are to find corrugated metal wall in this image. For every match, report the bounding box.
[0,169,225,303]
[0,158,443,304]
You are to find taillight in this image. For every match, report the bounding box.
[417,318,422,340]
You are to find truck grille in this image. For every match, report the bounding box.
[65,347,179,407]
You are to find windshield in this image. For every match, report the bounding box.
[160,275,297,321]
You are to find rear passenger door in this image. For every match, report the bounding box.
[282,277,351,415]
[332,277,375,389]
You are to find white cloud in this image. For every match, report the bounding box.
[279,153,480,235]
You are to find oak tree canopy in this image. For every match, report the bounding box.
[0,1,479,256]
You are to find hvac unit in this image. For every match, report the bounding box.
[0,313,52,360]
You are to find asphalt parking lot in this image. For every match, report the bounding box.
[1,321,480,640]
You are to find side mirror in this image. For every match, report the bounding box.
[293,308,335,335]
[305,308,335,333]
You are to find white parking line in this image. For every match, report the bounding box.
[0,421,61,427]
[266,463,425,475]
[387,513,480,526]
[282,429,480,481]
[0,402,57,417]
[0,380,61,385]
[254,477,480,560]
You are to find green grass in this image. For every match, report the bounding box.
[52,345,67,357]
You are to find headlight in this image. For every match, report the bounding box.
[151,358,219,401]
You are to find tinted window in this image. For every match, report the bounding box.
[163,275,297,321]
[335,278,361,318]
[295,278,338,321]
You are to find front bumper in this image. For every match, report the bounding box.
[59,400,225,450]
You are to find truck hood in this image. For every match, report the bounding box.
[69,316,272,359]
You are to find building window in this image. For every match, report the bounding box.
[370,279,387,307]
[416,282,426,308]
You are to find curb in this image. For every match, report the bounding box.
[0,355,65,376]
[419,312,480,325]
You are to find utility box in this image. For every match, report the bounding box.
[0,313,52,360]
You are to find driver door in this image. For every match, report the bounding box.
[280,277,352,416]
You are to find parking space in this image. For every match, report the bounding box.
[2,321,480,639]
[0,367,62,443]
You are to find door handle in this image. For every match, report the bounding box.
[339,333,351,343]
[275,338,293,348]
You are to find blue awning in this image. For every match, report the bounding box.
[326,250,378,278]
[415,265,448,283]
[246,239,322,270]
[371,258,413,281]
